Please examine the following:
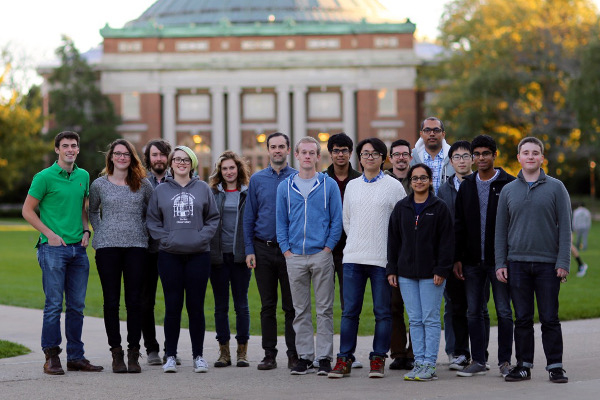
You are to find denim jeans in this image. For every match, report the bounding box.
[444,274,469,358]
[338,264,391,359]
[509,261,563,370]
[95,247,146,350]
[141,252,160,354]
[37,243,89,361]
[210,253,252,345]
[158,251,211,358]
[464,264,513,365]
[399,277,445,366]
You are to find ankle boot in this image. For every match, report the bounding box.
[111,346,127,373]
[214,341,231,367]
[127,346,141,373]
[237,343,249,367]
[43,347,65,375]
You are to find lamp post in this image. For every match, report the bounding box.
[591,161,596,198]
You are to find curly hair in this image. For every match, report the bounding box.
[208,150,251,190]
[101,139,147,191]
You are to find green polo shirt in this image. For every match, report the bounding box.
[28,162,90,245]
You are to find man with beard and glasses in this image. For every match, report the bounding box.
[141,139,172,365]
[385,139,412,195]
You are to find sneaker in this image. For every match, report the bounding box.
[193,356,208,373]
[312,360,320,368]
[549,367,568,383]
[163,356,177,373]
[317,359,332,376]
[404,363,423,381]
[290,358,315,375]
[163,355,181,365]
[449,354,470,371]
[328,357,351,379]
[499,361,512,377]
[577,264,588,277]
[147,351,162,366]
[368,356,385,378]
[389,357,404,370]
[415,364,438,381]
[352,359,363,369]
[457,361,487,377]
[486,362,491,370]
[505,366,531,382]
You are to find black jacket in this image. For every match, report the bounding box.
[210,184,248,265]
[454,168,515,266]
[387,193,454,279]
[437,173,466,222]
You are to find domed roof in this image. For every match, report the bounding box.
[125,0,403,28]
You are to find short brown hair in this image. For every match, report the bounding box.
[54,131,80,148]
[517,137,544,154]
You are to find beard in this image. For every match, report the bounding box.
[151,162,166,174]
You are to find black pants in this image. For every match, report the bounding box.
[253,240,296,356]
[333,252,344,311]
[95,247,146,350]
[141,252,160,354]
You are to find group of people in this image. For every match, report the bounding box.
[23,116,574,385]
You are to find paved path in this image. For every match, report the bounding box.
[1,304,599,399]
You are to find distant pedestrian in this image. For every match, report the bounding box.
[572,202,591,251]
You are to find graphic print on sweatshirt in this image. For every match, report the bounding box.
[172,192,195,222]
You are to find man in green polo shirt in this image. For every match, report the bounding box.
[22,131,103,375]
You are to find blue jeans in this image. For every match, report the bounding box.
[464,264,513,365]
[37,243,90,361]
[509,262,563,370]
[399,277,445,366]
[210,253,252,345]
[158,251,211,358]
[338,264,391,359]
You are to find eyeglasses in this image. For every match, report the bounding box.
[422,127,443,134]
[173,157,192,165]
[391,152,411,159]
[472,151,494,159]
[410,175,430,183]
[360,152,382,159]
[113,152,131,159]
[451,154,471,161]
[331,148,350,155]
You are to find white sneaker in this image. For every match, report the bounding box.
[352,359,363,369]
[163,356,177,373]
[194,356,208,373]
[577,264,588,277]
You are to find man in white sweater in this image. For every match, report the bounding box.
[328,138,406,379]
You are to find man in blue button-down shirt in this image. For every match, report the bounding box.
[244,132,298,371]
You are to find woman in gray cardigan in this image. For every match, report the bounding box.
[89,139,153,373]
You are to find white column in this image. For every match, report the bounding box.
[211,86,225,165]
[292,85,308,168]
[162,88,176,145]
[226,86,242,154]
[276,85,290,135]
[342,85,357,165]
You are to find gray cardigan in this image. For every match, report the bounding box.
[495,169,571,272]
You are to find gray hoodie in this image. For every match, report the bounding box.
[146,176,220,255]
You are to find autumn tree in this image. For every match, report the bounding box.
[424,0,598,180]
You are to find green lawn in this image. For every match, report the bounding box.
[1,221,598,336]
[0,340,30,359]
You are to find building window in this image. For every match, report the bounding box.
[241,40,275,50]
[377,88,397,117]
[122,93,140,121]
[243,93,275,120]
[306,38,340,50]
[308,92,341,119]
[374,37,400,48]
[175,41,209,52]
[117,41,142,52]
[178,95,210,121]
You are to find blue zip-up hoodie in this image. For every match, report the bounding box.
[276,172,343,255]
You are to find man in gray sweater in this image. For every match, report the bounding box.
[495,137,571,384]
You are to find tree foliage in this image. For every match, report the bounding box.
[424,0,599,182]
[48,36,120,179]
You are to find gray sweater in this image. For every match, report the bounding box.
[495,169,571,272]
[89,176,154,249]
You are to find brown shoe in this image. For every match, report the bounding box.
[214,341,231,367]
[257,353,277,370]
[66,358,104,372]
[43,347,65,375]
[127,347,141,373]
[111,347,127,373]
[236,343,249,367]
[287,352,299,369]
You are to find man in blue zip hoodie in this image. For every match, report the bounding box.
[495,137,571,384]
[276,136,343,376]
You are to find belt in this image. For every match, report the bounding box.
[254,238,279,248]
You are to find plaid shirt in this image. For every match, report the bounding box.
[362,170,385,183]
[423,149,445,194]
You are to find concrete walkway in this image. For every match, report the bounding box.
[1,304,599,400]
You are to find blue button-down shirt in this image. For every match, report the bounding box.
[243,164,297,255]
[423,148,445,194]
[362,170,385,183]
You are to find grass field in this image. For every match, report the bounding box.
[1,220,598,337]
[0,340,30,359]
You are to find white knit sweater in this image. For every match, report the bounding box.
[342,175,406,267]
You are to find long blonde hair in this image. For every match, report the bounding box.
[208,151,250,190]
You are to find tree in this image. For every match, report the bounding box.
[48,36,120,178]
[423,0,598,180]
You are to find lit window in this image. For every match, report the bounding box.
[377,88,397,117]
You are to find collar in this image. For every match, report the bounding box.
[51,161,79,178]
[362,170,385,183]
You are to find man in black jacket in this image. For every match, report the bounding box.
[454,135,516,378]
